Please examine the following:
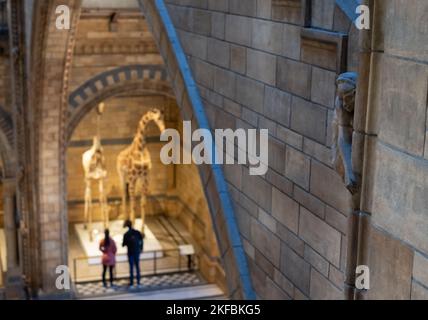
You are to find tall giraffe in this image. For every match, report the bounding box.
[82,103,108,240]
[117,109,165,232]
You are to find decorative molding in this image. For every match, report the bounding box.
[301,28,348,73]
[74,39,158,55]
[67,64,173,139]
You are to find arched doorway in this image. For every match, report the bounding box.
[30,0,254,298]
[65,53,225,296]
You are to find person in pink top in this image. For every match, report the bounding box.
[99,229,117,287]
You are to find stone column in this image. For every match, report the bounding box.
[2,178,23,299]
[3,179,18,269]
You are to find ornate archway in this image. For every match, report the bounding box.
[31,0,254,298]
[66,64,174,140]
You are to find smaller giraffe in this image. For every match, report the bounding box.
[117,109,165,233]
[82,136,109,239]
[82,103,109,240]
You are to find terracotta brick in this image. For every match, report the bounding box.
[276,223,305,256]
[264,86,291,126]
[256,0,272,19]
[277,126,303,150]
[413,252,428,288]
[268,137,286,174]
[230,0,257,16]
[255,248,275,278]
[411,281,428,300]
[236,75,265,113]
[230,44,247,74]
[280,243,311,295]
[304,245,329,276]
[208,0,228,11]
[207,38,230,68]
[265,277,291,300]
[211,12,225,39]
[214,67,236,99]
[299,207,341,267]
[310,160,352,215]
[266,169,293,197]
[325,206,347,234]
[328,264,345,289]
[367,227,413,300]
[294,186,325,219]
[251,219,281,267]
[272,187,299,234]
[246,48,276,85]
[277,58,311,99]
[311,67,336,109]
[251,19,282,55]
[310,269,343,300]
[258,208,277,233]
[290,96,327,144]
[285,147,311,190]
[282,23,301,60]
[273,268,294,296]
[225,15,252,46]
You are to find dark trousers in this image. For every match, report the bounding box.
[102,265,114,286]
[128,252,141,285]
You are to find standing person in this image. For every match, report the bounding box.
[99,229,117,287]
[122,220,144,287]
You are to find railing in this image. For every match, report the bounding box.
[72,248,199,284]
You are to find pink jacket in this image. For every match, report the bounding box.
[99,238,117,266]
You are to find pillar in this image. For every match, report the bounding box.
[2,178,24,299]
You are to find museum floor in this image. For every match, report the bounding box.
[68,215,224,299]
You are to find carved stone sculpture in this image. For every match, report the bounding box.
[331,72,359,195]
[82,103,108,240]
[117,109,165,232]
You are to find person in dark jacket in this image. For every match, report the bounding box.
[122,220,144,287]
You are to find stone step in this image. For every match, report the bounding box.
[81,284,226,300]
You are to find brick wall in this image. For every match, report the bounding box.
[163,0,353,299]
[69,14,164,92]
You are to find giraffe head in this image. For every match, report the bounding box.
[143,108,165,133]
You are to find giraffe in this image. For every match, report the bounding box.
[117,108,165,233]
[82,103,109,240]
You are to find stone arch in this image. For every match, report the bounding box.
[66,64,174,140]
[30,0,82,294]
[31,0,254,298]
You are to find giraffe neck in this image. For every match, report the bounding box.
[132,117,149,152]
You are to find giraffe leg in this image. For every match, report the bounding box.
[128,181,136,227]
[118,168,128,219]
[140,172,149,235]
[99,179,108,229]
[88,182,93,242]
[84,179,91,230]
